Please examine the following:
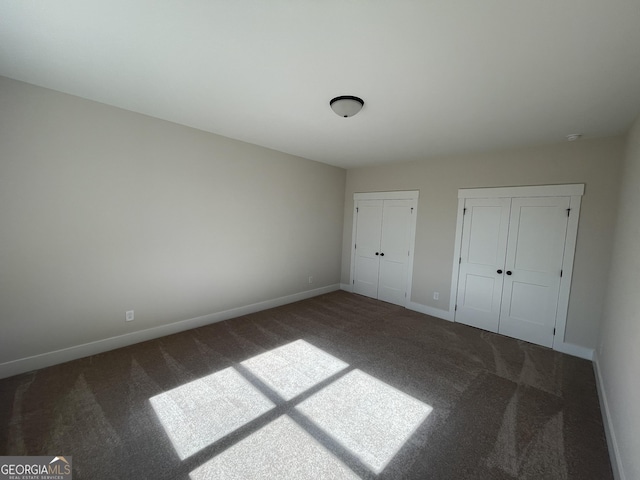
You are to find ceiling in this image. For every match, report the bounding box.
[1,1,639,169]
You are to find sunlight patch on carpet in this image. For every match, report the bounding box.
[150,367,275,460]
[296,369,433,473]
[151,339,432,475]
[189,415,359,480]
[241,340,348,400]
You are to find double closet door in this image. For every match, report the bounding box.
[352,195,417,306]
[455,195,573,348]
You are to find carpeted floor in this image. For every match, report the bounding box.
[0,291,613,479]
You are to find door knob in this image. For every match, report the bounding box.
[506,270,512,275]
[380,252,385,256]
[375,252,379,255]
[497,269,503,274]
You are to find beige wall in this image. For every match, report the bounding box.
[342,137,624,349]
[0,77,346,365]
[598,115,640,479]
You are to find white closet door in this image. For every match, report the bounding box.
[378,200,414,306]
[353,200,383,299]
[498,197,570,347]
[455,198,511,332]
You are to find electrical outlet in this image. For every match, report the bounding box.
[125,310,135,322]
[308,276,313,284]
[433,292,439,300]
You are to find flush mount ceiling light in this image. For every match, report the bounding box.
[566,133,582,141]
[330,96,364,118]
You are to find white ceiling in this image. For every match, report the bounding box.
[1,1,639,168]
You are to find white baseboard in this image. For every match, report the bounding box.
[406,301,454,322]
[0,284,340,380]
[405,303,594,361]
[340,283,353,292]
[593,350,625,480]
[552,341,594,360]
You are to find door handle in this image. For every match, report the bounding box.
[497,269,503,274]
[380,252,385,256]
[506,270,512,275]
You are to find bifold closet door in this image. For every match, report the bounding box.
[455,198,511,332]
[353,200,383,299]
[378,200,413,305]
[353,199,414,306]
[456,195,571,348]
[498,196,570,347]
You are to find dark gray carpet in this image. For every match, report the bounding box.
[0,291,613,479]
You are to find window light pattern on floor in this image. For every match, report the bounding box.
[241,339,348,400]
[150,339,432,477]
[190,415,359,480]
[149,367,274,460]
[296,369,432,473]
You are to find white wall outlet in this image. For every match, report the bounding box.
[433,292,439,300]
[125,310,135,322]
[308,275,313,284]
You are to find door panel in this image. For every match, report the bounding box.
[353,200,383,299]
[455,198,511,332]
[468,206,507,266]
[507,282,548,323]
[462,274,497,313]
[378,200,413,306]
[512,206,566,273]
[498,197,569,347]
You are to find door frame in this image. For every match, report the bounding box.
[350,191,419,307]
[449,184,584,352]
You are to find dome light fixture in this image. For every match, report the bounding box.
[330,96,364,118]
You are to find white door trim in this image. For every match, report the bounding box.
[449,197,467,314]
[350,191,419,307]
[458,184,585,199]
[553,193,582,350]
[355,191,419,201]
[450,184,584,351]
